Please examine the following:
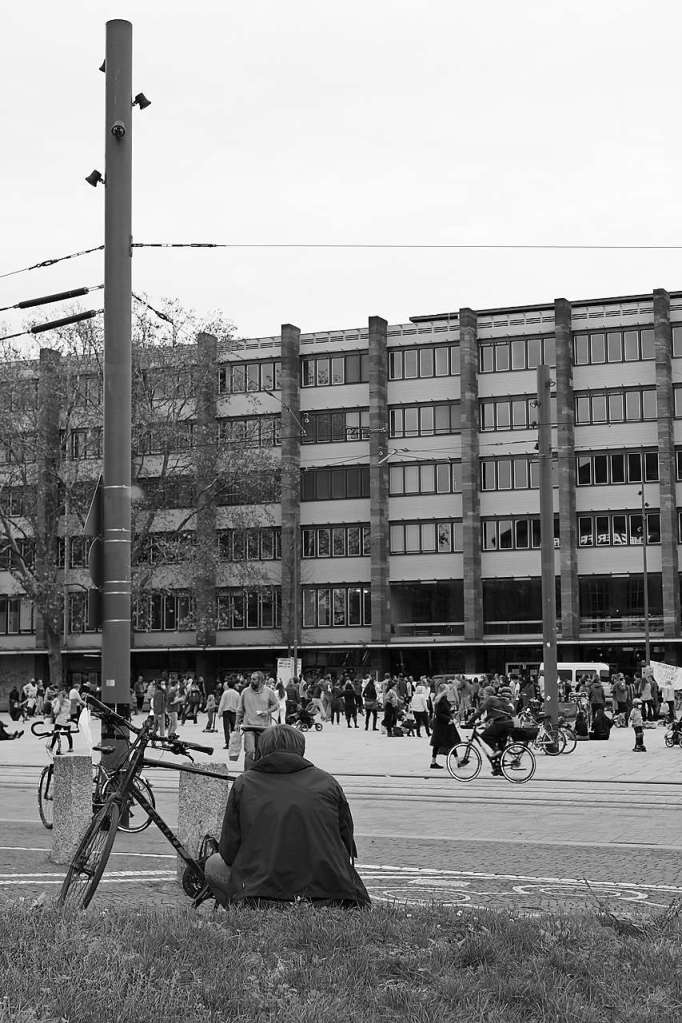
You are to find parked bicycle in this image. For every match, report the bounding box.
[517,706,573,755]
[58,695,218,910]
[446,722,536,783]
[32,718,155,833]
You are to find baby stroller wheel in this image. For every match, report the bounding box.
[664,731,675,748]
[297,720,311,731]
[314,722,323,731]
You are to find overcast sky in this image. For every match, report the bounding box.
[2,0,681,343]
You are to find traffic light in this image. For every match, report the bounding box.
[84,474,103,629]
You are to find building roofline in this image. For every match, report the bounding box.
[409,290,682,324]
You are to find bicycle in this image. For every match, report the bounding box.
[517,707,572,755]
[58,695,219,910]
[32,718,156,834]
[446,722,536,783]
[31,721,81,829]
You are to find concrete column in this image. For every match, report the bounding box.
[176,763,230,881]
[555,298,580,638]
[194,333,218,667]
[49,755,93,864]
[654,289,680,638]
[460,308,483,639]
[369,316,391,649]
[35,348,62,680]
[280,324,301,651]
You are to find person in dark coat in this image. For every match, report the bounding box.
[429,682,460,769]
[205,724,370,907]
[343,679,358,728]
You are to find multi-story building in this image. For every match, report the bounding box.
[1,287,681,692]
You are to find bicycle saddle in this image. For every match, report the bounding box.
[92,744,114,754]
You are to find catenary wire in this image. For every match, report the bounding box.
[0,245,104,281]
[131,241,682,251]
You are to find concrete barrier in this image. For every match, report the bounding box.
[176,763,230,881]
[49,755,93,864]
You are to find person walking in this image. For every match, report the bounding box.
[638,675,654,722]
[382,681,400,737]
[588,675,605,726]
[133,675,146,714]
[68,682,84,724]
[361,676,379,731]
[429,682,460,769]
[218,679,240,749]
[236,671,280,770]
[151,681,167,738]
[343,679,358,728]
[204,691,218,732]
[50,687,73,753]
[274,682,287,725]
[409,681,431,737]
[166,680,181,739]
[329,681,343,725]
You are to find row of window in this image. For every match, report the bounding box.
[481,456,540,492]
[578,512,660,547]
[0,595,33,635]
[388,344,460,380]
[301,466,370,502]
[302,524,370,559]
[217,416,281,448]
[575,388,657,424]
[480,395,553,432]
[216,588,281,630]
[389,461,461,496]
[217,361,281,395]
[390,519,463,554]
[577,451,659,486]
[218,528,282,562]
[301,409,370,445]
[301,353,369,388]
[479,337,556,374]
[482,516,560,551]
[302,586,372,628]
[389,402,460,438]
[573,328,655,366]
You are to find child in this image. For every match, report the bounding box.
[401,710,417,736]
[631,697,646,752]
[203,692,217,733]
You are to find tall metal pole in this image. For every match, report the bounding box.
[537,365,559,731]
[102,19,132,719]
[640,482,650,667]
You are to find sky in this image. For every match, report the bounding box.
[2,0,682,345]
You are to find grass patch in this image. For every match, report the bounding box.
[1,901,682,1022]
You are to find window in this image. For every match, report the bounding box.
[389,403,460,438]
[577,512,661,547]
[214,588,280,630]
[316,358,330,386]
[481,516,558,551]
[389,520,463,554]
[511,339,526,370]
[302,586,371,627]
[574,388,656,424]
[389,460,461,496]
[574,327,656,365]
[607,332,622,362]
[673,326,682,358]
[593,455,608,485]
[301,466,370,501]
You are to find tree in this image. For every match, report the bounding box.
[0,298,282,685]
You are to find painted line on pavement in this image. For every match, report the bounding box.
[356,832,682,851]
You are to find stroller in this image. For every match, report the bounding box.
[664,718,682,748]
[287,700,324,732]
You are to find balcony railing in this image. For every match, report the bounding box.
[392,621,464,638]
[579,615,664,634]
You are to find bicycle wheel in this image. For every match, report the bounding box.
[537,727,566,756]
[102,775,155,834]
[501,743,536,783]
[38,764,54,829]
[58,799,120,909]
[559,727,577,755]
[446,742,482,781]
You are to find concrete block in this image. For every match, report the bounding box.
[176,763,230,881]
[49,755,93,865]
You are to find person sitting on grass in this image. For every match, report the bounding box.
[0,719,24,740]
[204,723,370,908]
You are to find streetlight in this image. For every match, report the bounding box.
[638,485,650,668]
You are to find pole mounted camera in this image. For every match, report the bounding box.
[111,120,126,138]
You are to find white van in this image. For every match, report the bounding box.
[538,662,611,698]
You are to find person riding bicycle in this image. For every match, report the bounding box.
[467,684,515,776]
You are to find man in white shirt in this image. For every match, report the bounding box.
[218,680,241,749]
[68,683,84,724]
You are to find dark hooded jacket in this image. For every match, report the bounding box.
[218,751,370,906]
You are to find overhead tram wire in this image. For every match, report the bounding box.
[0,244,104,281]
[131,241,682,251]
[0,309,102,344]
[0,284,103,314]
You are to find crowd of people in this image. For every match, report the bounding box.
[3,666,680,759]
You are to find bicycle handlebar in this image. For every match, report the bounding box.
[85,694,141,734]
[158,738,214,756]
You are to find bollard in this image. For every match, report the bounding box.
[176,763,230,881]
[49,755,93,865]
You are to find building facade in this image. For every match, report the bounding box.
[2,287,682,689]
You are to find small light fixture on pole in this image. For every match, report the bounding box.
[132,92,151,109]
[85,169,104,187]
[638,483,650,668]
